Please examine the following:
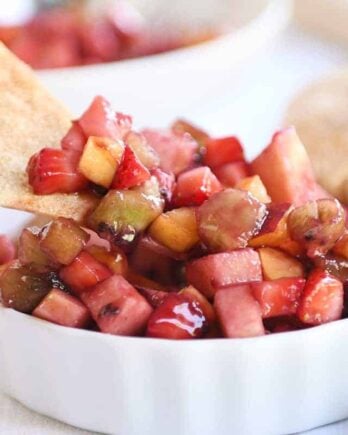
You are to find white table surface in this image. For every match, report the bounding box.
[1,24,348,435]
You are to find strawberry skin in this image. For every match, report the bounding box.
[111,145,150,189]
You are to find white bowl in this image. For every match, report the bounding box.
[38,0,292,125]
[1,206,348,435]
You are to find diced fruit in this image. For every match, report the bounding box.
[111,145,150,189]
[288,199,345,258]
[203,136,244,168]
[171,119,209,146]
[297,269,343,325]
[264,316,305,333]
[126,270,168,292]
[251,127,319,205]
[27,148,88,194]
[18,227,54,270]
[59,251,112,294]
[125,131,160,169]
[81,275,153,335]
[251,278,306,318]
[186,249,262,299]
[136,286,169,308]
[0,235,16,265]
[146,293,207,339]
[258,247,304,280]
[333,232,348,260]
[40,218,90,265]
[61,121,86,153]
[150,168,176,205]
[78,96,132,140]
[78,136,124,188]
[33,288,91,328]
[313,255,348,284]
[149,207,199,253]
[214,285,265,338]
[0,261,51,313]
[172,166,222,207]
[142,129,197,175]
[197,189,267,252]
[179,285,216,325]
[87,245,128,276]
[235,175,271,203]
[213,161,250,187]
[88,178,164,248]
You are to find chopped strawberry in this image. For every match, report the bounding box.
[172,166,222,207]
[0,235,16,264]
[81,275,153,336]
[203,136,244,168]
[59,251,112,294]
[214,285,265,338]
[297,269,343,325]
[111,145,150,189]
[142,129,198,175]
[61,121,87,153]
[146,293,207,339]
[251,278,306,318]
[27,148,87,194]
[150,168,176,205]
[33,288,91,328]
[78,96,132,140]
[213,161,250,187]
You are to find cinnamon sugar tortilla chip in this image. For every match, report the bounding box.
[0,43,97,222]
[285,69,348,204]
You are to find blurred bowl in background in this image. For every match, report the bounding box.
[38,0,292,126]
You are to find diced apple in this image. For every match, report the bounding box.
[251,278,306,318]
[203,136,244,168]
[171,119,209,146]
[235,175,271,203]
[213,161,250,187]
[125,130,160,169]
[150,168,176,205]
[186,249,262,299]
[78,136,124,188]
[148,207,199,253]
[18,227,54,270]
[81,275,153,336]
[33,288,91,328]
[111,145,150,189]
[40,218,90,265]
[297,269,343,325]
[214,285,265,338]
[59,251,112,294]
[258,247,304,280]
[172,166,222,207]
[88,177,164,248]
[87,245,128,276]
[251,128,327,205]
[146,293,207,339]
[197,188,267,252]
[179,285,216,325]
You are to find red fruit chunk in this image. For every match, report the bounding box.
[214,285,265,338]
[297,269,343,325]
[146,293,207,339]
[33,288,91,328]
[136,287,169,308]
[111,145,150,189]
[151,168,176,205]
[172,166,222,207]
[60,251,112,294]
[186,249,262,299]
[61,121,86,153]
[197,188,267,252]
[0,235,16,264]
[251,127,319,205]
[179,285,216,325]
[203,136,244,168]
[78,96,132,140]
[27,148,87,194]
[213,161,250,187]
[125,131,160,169]
[142,129,197,175]
[251,278,306,318]
[81,275,153,336]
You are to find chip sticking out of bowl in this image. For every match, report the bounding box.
[285,69,348,204]
[0,43,98,222]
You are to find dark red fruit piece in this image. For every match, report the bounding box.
[136,286,169,308]
[111,145,150,189]
[213,161,250,187]
[203,136,244,168]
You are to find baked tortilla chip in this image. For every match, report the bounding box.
[285,69,348,203]
[0,43,97,222]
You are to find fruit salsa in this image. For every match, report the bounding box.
[0,95,347,339]
[0,3,214,70]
